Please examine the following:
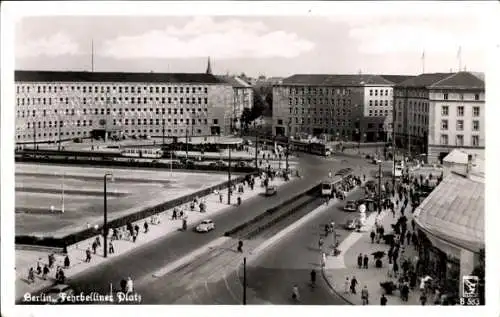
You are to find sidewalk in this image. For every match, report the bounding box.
[15,173,295,300]
[323,197,423,305]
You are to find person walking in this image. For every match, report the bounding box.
[363,254,369,269]
[370,230,376,243]
[95,236,101,248]
[319,237,324,250]
[64,255,70,268]
[350,276,358,294]
[310,269,317,287]
[380,294,388,305]
[92,241,98,254]
[132,230,137,243]
[144,221,149,233]
[85,248,92,262]
[361,286,369,305]
[126,277,134,295]
[357,253,363,269]
[419,292,427,305]
[36,262,42,275]
[344,277,350,294]
[109,241,115,254]
[28,267,35,284]
[42,264,49,280]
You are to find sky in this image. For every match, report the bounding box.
[10,2,498,77]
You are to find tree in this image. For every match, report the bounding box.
[240,107,252,130]
[250,91,267,120]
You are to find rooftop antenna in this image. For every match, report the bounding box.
[421,50,426,74]
[457,46,462,72]
[91,39,94,72]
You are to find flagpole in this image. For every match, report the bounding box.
[458,46,462,72]
[91,39,94,72]
[422,50,425,74]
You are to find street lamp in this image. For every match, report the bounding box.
[243,256,247,305]
[103,173,113,258]
[227,144,232,205]
[254,121,259,172]
[286,119,291,174]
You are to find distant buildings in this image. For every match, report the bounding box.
[272,74,408,142]
[393,72,485,163]
[216,75,253,132]
[15,63,237,144]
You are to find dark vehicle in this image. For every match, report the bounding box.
[344,218,357,230]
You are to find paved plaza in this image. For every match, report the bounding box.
[15,163,232,237]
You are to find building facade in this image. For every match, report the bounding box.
[217,76,253,132]
[394,72,485,163]
[272,74,397,142]
[14,70,235,144]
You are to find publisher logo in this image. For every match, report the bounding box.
[462,275,479,298]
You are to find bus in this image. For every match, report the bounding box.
[321,181,333,196]
[121,147,163,159]
[393,160,404,177]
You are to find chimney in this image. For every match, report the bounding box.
[466,154,473,176]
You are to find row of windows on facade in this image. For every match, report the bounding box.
[441,134,480,146]
[395,124,427,135]
[394,91,481,101]
[369,100,392,107]
[369,89,392,97]
[17,128,206,140]
[17,85,209,94]
[17,107,210,118]
[441,119,480,131]
[397,101,429,113]
[368,109,391,117]
[287,97,352,106]
[23,118,217,129]
[294,127,353,137]
[287,87,352,96]
[441,105,480,117]
[280,118,356,126]
[17,96,209,106]
[288,107,352,116]
[394,111,428,125]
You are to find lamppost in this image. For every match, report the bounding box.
[286,119,291,174]
[242,256,247,305]
[254,121,259,172]
[103,173,113,258]
[227,144,232,205]
[377,162,382,214]
[61,172,65,213]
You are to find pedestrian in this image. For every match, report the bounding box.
[237,240,243,253]
[28,267,35,284]
[48,253,55,268]
[85,248,92,262]
[126,277,134,295]
[344,277,350,294]
[64,255,70,268]
[109,241,115,254]
[42,264,49,280]
[92,241,98,254]
[363,254,369,269]
[393,262,399,277]
[411,219,416,231]
[420,292,427,305]
[134,224,140,236]
[144,221,149,233]
[361,286,369,305]
[406,231,412,245]
[350,276,358,294]
[319,238,324,250]
[380,293,388,305]
[132,230,137,243]
[120,279,127,293]
[95,236,101,248]
[370,230,376,243]
[357,253,363,269]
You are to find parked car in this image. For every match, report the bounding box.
[45,284,75,304]
[343,200,357,212]
[343,219,357,230]
[265,185,277,196]
[196,219,215,233]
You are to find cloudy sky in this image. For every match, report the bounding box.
[11,2,496,77]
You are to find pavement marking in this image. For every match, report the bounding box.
[151,236,231,278]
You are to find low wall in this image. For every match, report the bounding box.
[15,173,256,249]
[223,183,321,237]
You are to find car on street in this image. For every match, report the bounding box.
[209,160,228,168]
[343,200,357,212]
[196,219,215,233]
[265,185,277,196]
[44,284,75,304]
[343,218,357,230]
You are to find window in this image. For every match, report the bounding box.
[440,134,448,145]
[441,105,449,116]
[456,135,464,146]
[457,106,464,116]
[441,119,448,130]
[473,106,480,117]
[475,94,480,101]
[473,120,480,131]
[375,90,378,96]
[456,120,464,131]
[472,135,479,146]
[369,100,373,107]
[369,110,373,116]
[369,89,373,96]
[443,93,448,100]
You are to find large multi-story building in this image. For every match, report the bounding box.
[217,76,253,132]
[14,69,235,144]
[272,74,398,142]
[393,72,485,163]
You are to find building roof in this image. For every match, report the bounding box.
[414,172,484,253]
[216,76,252,88]
[379,75,416,84]
[282,74,394,86]
[397,72,484,90]
[430,72,485,89]
[14,70,225,84]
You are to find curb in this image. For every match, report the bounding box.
[320,268,354,305]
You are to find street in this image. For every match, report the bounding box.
[29,153,376,304]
